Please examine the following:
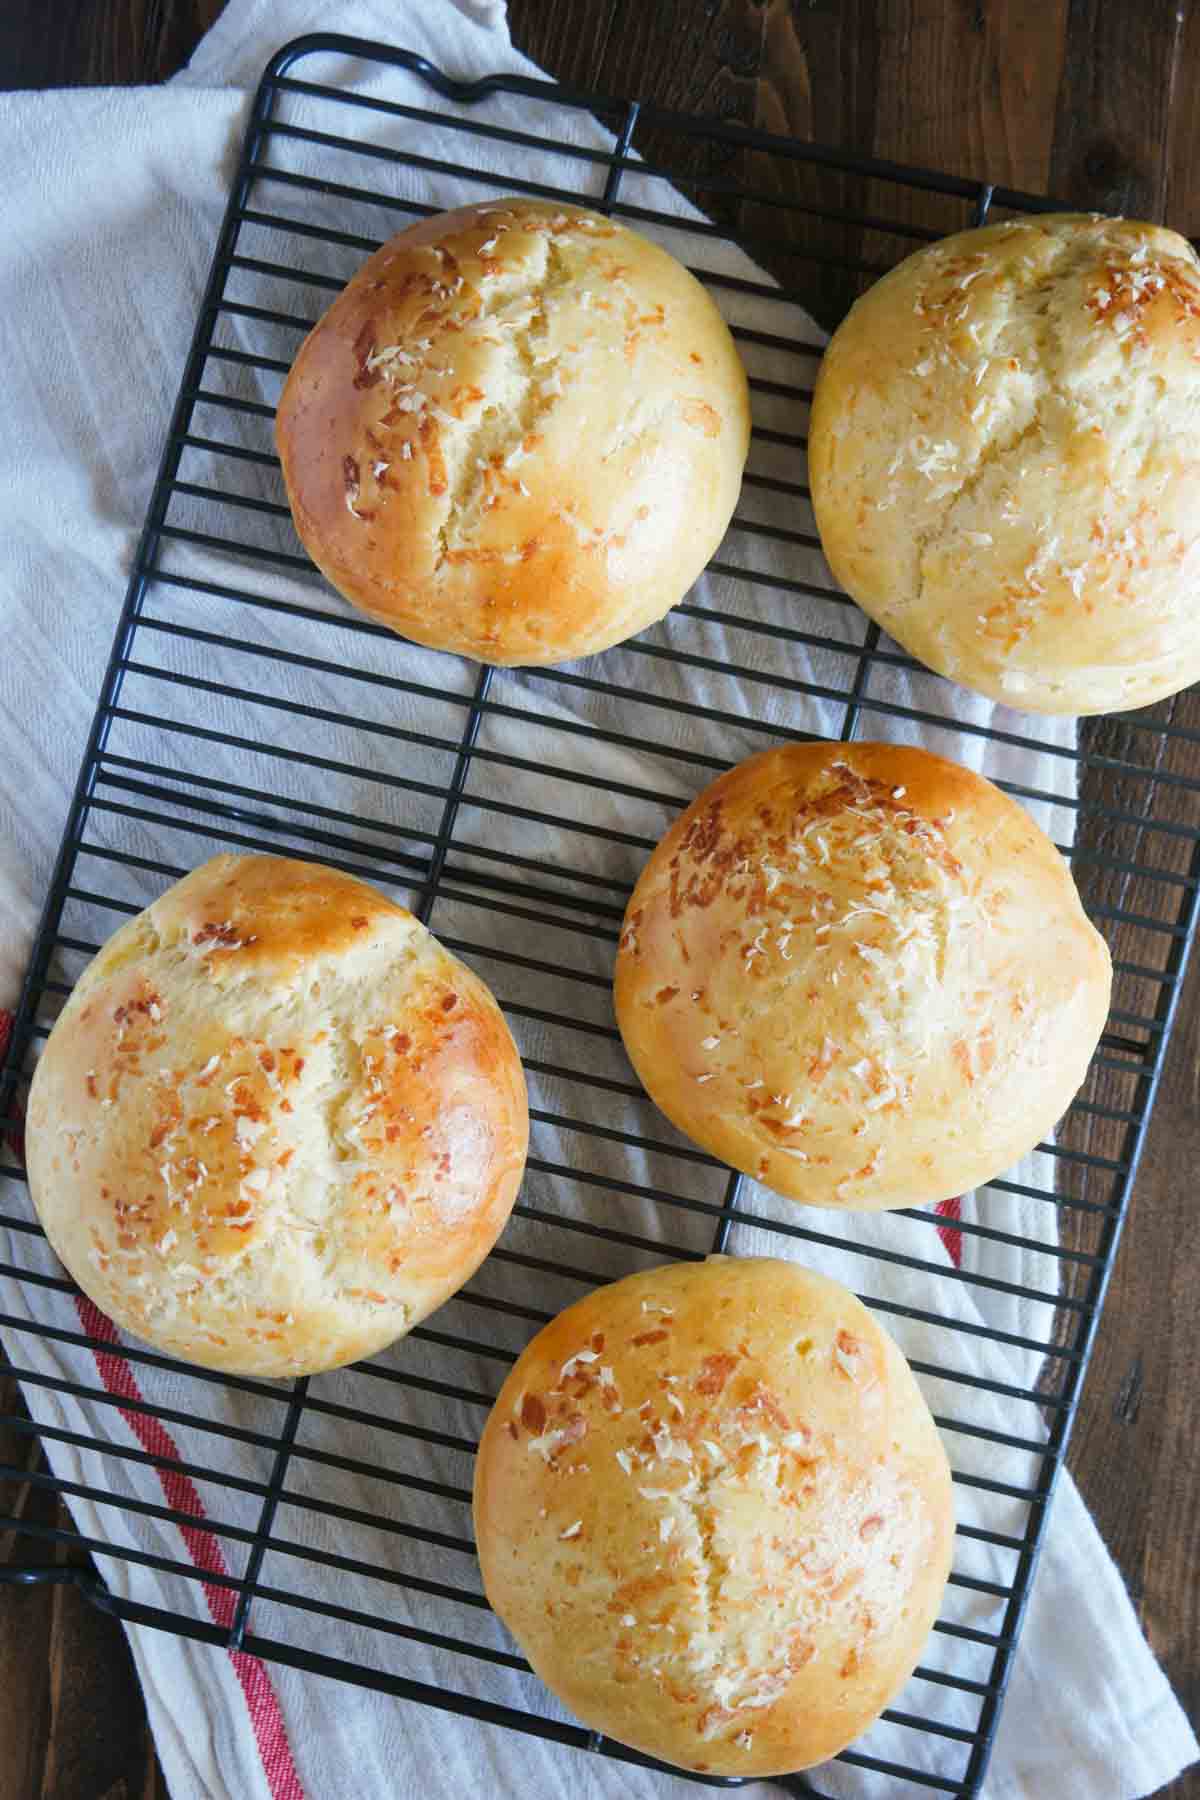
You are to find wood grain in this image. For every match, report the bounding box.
[0,1381,163,1800]
[509,0,765,115]
[866,1,1070,192]
[1049,0,1184,218]
[1075,946,1200,1728]
[1166,0,1200,234]
[1040,14,1200,1758]
[1,2,1199,1795]
[0,0,224,88]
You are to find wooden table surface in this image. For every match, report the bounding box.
[1,3,1197,1796]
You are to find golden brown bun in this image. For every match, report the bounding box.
[614,742,1110,1210]
[474,1256,954,1777]
[275,199,750,666]
[808,213,1200,714]
[25,855,528,1377]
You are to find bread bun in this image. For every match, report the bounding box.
[25,855,528,1376]
[474,1255,953,1777]
[808,213,1200,714]
[275,198,750,666]
[614,742,1110,1210]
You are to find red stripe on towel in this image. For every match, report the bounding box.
[1,1007,23,1158]
[934,1195,963,1266]
[73,1295,306,1800]
[3,1012,299,1789]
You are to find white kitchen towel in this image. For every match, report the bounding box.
[0,4,1194,1799]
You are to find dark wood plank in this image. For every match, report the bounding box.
[1,1379,165,1800]
[745,0,886,328]
[1071,942,1200,1735]
[866,0,1070,192]
[1040,10,1200,1784]
[0,1378,53,1800]
[42,1506,163,1800]
[0,0,224,89]
[509,0,765,117]
[510,0,767,254]
[1165,0,1200,233]
[505,0,622,96]
[745,1,1072,326]
[1049,0,1185,217]
[0,1587,52,1800]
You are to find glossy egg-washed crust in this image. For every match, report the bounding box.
[25,855,528,1377]
[474,1257,954,1777]
[275,198,751,666]
[615,743,1111,1211]
[809,213,1200,714]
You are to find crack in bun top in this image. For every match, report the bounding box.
[614,742,1110,1210]
[474,1256,954,1777]
[25,854,529,1377]
[809,213,1200,714]
[276,198,750,667]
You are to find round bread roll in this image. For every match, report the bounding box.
[614,742,1110,1210]
[25,854,528,1377]
[808,213,1200,714]
[474,1255,954,1777]
[275,198,750,666]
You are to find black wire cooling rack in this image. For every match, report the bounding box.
[2,32,1199,1800]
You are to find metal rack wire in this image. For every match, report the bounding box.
[1,31,1198,1799]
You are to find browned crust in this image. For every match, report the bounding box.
[809,212,1200,714]
[474,1256,954,1777]
[614,742,1111,1210]
[25,856,529,1376]
[275,199,750,666]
